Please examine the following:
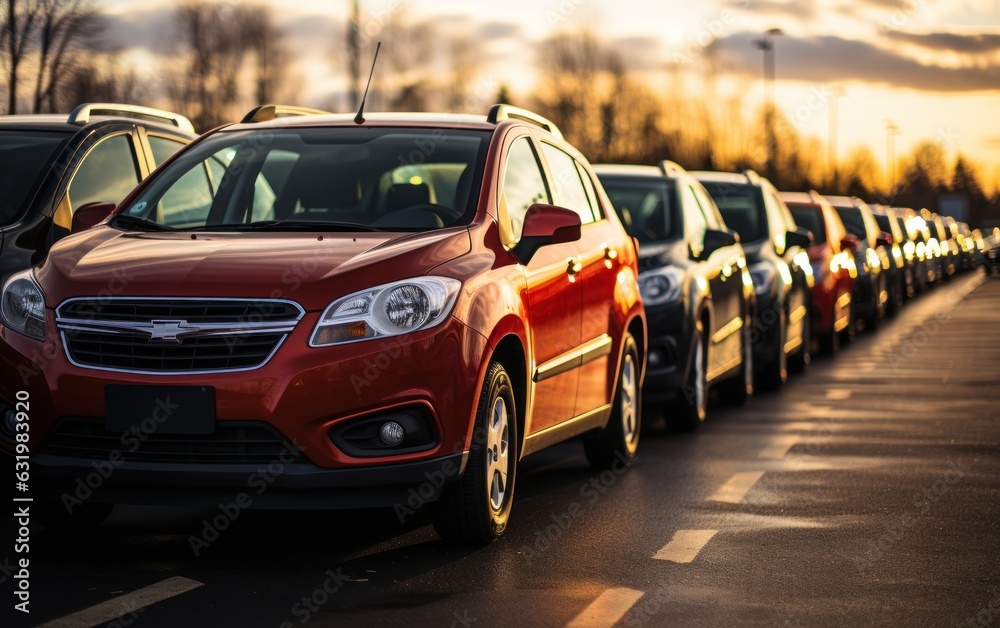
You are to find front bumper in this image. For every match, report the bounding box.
[0,312,489,505]
[641,301,689,402]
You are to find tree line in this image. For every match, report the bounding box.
[1,1,996,225]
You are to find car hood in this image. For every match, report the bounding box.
[637,239,687,271]
[36,226,472,311]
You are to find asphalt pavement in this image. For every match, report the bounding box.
[5,269,999,628]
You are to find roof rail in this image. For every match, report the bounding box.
[241,105,333,124]
[658,160,686,176]
[741,169,761,185]
[487,104,563,139]
[68,103,196,134]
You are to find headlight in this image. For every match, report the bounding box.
[638,267,684,305]
[1,269,47,341]
[310,277,461,347]
[748,262,776,296]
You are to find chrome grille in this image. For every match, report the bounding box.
[56,297,304,374]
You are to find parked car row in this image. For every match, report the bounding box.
[0,103,989,544]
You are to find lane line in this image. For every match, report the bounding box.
[759,435,799,459]
[652,529,718,563]
[709,471,765,504]
[825,388,852,400]
[38,577,204,628]
[565,588,645,628]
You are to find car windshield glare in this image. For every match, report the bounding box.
[0,131,69,226]
[700,182,767,243]
[600,178,678,243]
[118,127,492,232]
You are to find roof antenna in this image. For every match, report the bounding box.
[354,41,381,125]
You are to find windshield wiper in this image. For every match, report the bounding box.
[191,219,382,232]
[111,214,176,232]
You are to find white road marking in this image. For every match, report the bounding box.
[759,435,800,459]
[652,529,718,563]
[565,587,645,628]
[38,577,204,628]
[709,471,765,504]
[825,388,852,400]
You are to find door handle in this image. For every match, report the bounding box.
[567,257,582,275]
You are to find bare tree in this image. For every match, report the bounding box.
[1,0,41,113]
[168,1,291,129]
[32,0,102,112]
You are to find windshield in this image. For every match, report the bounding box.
[0,130,69,226]
[599,177,678,243]
[699,181,767,243]
[117,127,492,231]
[787,205,827,244]
[833,206,867,240]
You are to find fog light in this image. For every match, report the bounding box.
[648,348,665,368]
[380,421,405,446]
[1,406,16,439]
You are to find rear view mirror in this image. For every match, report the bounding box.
[514,203,582,264]
[72,202,117,234]
[785,228,813,249]
[840,234,861,251]
[701,228,739,258]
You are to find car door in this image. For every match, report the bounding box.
[499,134,581,434]
[765,187,808,355]
[681,182,738,378]
[539,142,620,418]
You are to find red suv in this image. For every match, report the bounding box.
[780,191,857,353]
[0,104,646,544]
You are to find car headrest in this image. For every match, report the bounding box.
[385,183,430,214]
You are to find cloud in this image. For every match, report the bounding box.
[725,0,818,21]
[884,30,1000,54]
[477,21,521,42]
[613,36,662,71]
[708,32,1000,92]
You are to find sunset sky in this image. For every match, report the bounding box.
[103,0,1000,183]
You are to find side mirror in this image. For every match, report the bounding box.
[785,228,813,249]
[514,203,582,264]
[840,234,861,251]
[701,228,739,258]
[72,202,117,234]
[876,231,893,247]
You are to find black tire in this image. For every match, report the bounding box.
[584,334,640,469]
[757,305,787,391]
[668,324,707,433]
[789,304,810,374]
[840,302,856,345]
[36,500,112,530]
[432,361,518,545]
[718,313,753,406]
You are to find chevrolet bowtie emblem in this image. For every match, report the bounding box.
[148,320,195,343]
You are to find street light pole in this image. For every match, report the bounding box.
[754,28,783,180]
[828,86,844,191]
[886,120,901,204]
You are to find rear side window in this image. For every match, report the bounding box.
[501,137,551,242]
[148,136,187,167]
[69,134,141,209]
[541,143,596,224]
